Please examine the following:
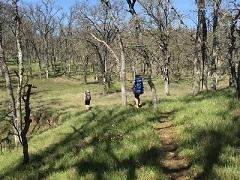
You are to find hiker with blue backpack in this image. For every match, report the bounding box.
[132,75,144,108]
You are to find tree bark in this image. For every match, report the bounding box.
[13,0,24,141]
[193,0,208,95]
[199,0,208,91]
[227,10,240,98]
[43,36,49,78]
[131,58,136,80]
[119,35,127,106]
[144,52,157,108]
[210,0,221,91]
[0,23,19,144]
[21,84,32,164]
[83,56,89,84]
[163,48,170,96]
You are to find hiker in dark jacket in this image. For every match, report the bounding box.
[84,90,91,110]
[132,75,144,108]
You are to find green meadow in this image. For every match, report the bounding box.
[0,75,239,179]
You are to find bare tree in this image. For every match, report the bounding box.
[226,7,240,98]
[193,0,208,95]
[138,0,175,96]
[0,0,33,164]
[126,0,158,108]
[90,0,127,106]
[13,0,24,142]
[210,0,222,91]
[75,3,119,94]
[27,0,60,78]
[0,14,18,145]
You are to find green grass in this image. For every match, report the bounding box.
[158,88,240,179]
[0,75,239,179]
[0,105,166,179]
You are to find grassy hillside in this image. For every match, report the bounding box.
[0,76,239,179]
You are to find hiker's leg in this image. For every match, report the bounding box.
[135,98,139,107]
[85,100,90,110]
[135,94,140,108]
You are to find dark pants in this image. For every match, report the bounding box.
[85,99,90,105]
[134,93,140,99]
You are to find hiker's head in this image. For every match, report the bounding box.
[135,74,141,79]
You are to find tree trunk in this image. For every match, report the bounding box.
[25,39,32,78]
[198,0,208,91]
[193,0,208,95]
[0,63,2,76]
[162,45,170,96]
[83,56,89,84]
[193,30,201,95]
[13,0,24,139]
[210,0,221,91]
[21,84,32,164]
[103,54,109,95]
[236,62,240,99]
[21,133,29,164]
[193,55,201,95]
[145,53,157,109]
[227,11,240,96]
[31,39,42,78]
[0,23,19,144]
[119,35,127,107]
[43,36,49,78]
[131,56,136,80]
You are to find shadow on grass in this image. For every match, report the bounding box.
[192,130,224,179]
[0,106,172,179]
[2,87,238,179]
[175,87,240,179]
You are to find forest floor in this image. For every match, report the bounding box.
[0,75,240,179]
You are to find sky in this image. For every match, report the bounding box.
[20,0,197,27]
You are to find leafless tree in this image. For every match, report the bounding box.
[0,0,33,164]
[138,0,177,96]
[27,0,61,78]
[193,0,208,95]
[210,0,222,91]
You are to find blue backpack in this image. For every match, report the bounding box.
[134,76,144,95]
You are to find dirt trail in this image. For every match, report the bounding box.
[156,114,191,180]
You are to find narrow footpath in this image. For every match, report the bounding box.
[156,113,192,180]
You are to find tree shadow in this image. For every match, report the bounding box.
[179,107,240,179]
[0,106,171,179]
[192,130,224,179]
